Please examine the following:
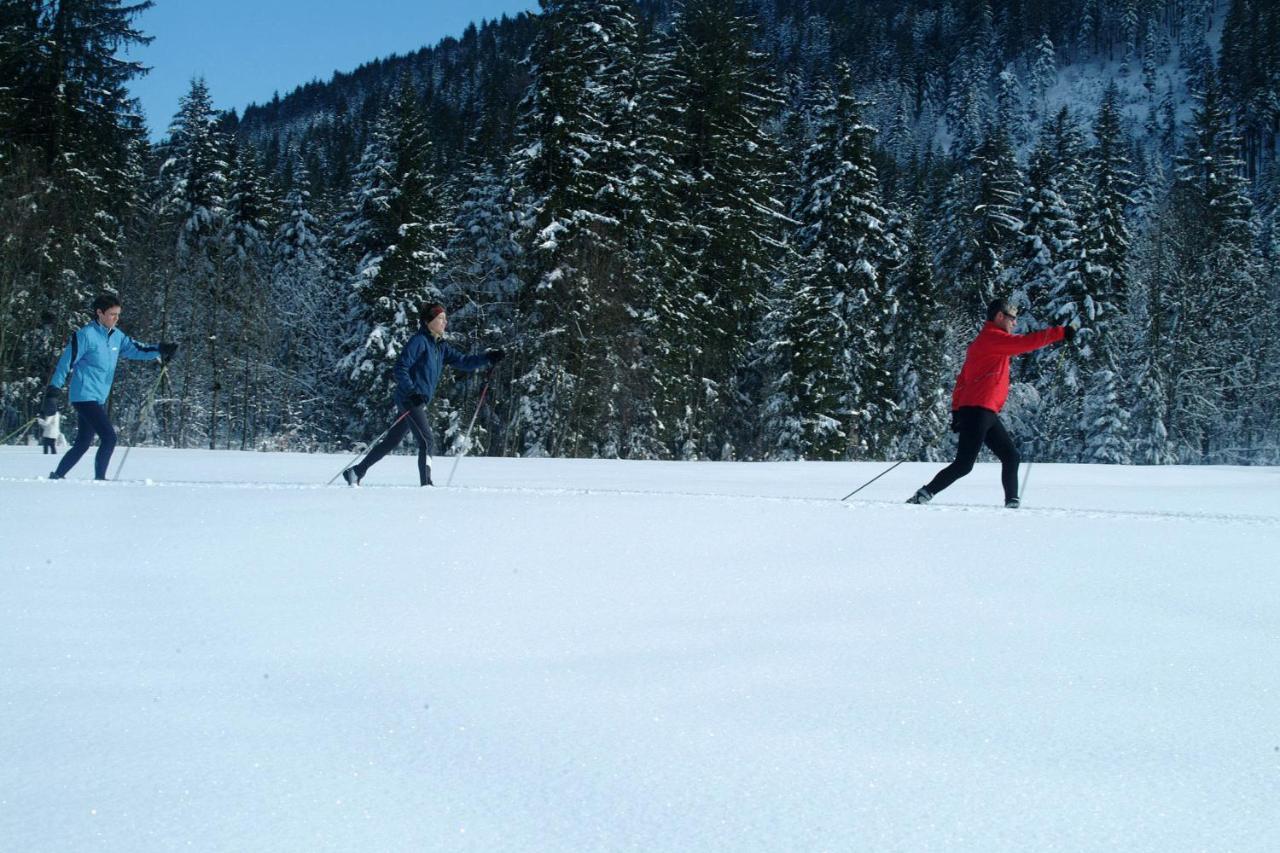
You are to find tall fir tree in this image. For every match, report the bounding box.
[1079,83,1137,463]
[0,0,152,420]
[335,81,449,441]
[160,77,228,447]
[665,0,786,458]
[509,0,640,457]
[1167,70,1261,460]
[270,156,340,449]
[786,66,900,459]
[889,216,950,461]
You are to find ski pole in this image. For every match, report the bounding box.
[1020,346,1070,503]
[113,365,168,481]
[326,408,412,485]
[1,416,38,446]
[840,459,906,501]
[445,369,494,487]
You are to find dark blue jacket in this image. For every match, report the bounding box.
[50,322,162,403]
[393,330,490,409]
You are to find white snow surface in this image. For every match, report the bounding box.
[2,448,1278,852]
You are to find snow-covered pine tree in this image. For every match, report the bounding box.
[786,65,901,460]
[1127,182,1177,465]
[0,0,151,422]
[441,163,521,346]
[1003,106,1086,321]
[1079,83,1137,464]
[270,156,340,450]
[221,140,273,449]
[584,7,681,459]
[945,2,996,158]
[508,0,640,458]
[889,216,949,461]
[1028,32,1056,121]
[665,0,787,459]
[993,105,1086,459]
[937,119,1023,320]
[438,163,522,456]
[161,77,229,447]
[1167,70,1261,461]
[757,249,805,461]
[335,80,449,441]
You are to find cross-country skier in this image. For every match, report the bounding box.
[342,302,504,487]
[906,298,1076,508]
[36,411,62,454]
[41,292,178,480]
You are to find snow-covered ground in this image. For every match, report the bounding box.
[2,447,1278,852]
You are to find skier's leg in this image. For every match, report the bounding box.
[82,403,117,480]
[405,405,435,486]
[984,416,1021,503]
[52,403,100,478]
[353,415,412,480]
[921,408,990,496]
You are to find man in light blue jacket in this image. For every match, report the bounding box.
[343,302,503,487]
[42,292,177,480]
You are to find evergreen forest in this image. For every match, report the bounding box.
[3,0,1278,464]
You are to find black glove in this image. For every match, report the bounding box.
[406,392,427,408]
[159,342,179,363]
[1062,323,1078,342]
[39,385,60,418]
[949,410,961,433]
[486,348,506,365]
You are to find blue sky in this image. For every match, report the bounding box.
[126,1,539,139]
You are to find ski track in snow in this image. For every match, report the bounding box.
[2,472,1276,528]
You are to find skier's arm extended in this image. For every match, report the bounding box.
[119,333,163,362]
[986,326,1065,357]
[442,342,492,373]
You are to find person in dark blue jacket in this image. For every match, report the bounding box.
[42,293,177,480]
[343,302,503,487]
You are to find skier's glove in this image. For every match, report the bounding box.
[949,410,961,433]
[39,385,61,418]
[159,342,179,363]
[1062,323,1078,342]
[406,392,427,408]
[486,348,506,365]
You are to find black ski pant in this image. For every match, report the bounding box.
[41,438,57,454]
[53,401,116,480]
[353,403,435,485]
[923,406,1020,502]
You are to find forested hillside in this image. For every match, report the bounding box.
[3,0,1278,463]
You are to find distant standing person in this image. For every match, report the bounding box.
[907,298,1076,508]
[343,302,504,487]
[41,292,178,481]
[36,411,62,454]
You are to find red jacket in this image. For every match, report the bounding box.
[951,322,1065,413]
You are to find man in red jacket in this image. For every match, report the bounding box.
[907,298,1075,508]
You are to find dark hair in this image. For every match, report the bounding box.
[986,298,1016,322]
[419,302,446,327]
[92,292,122,314]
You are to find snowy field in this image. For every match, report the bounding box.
[2,446,1278,852]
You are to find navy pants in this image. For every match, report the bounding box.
[53,402,116,480]
[353,404,435,485]
[924,406,1020,502]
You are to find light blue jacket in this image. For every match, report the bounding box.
[50,322,162,404]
